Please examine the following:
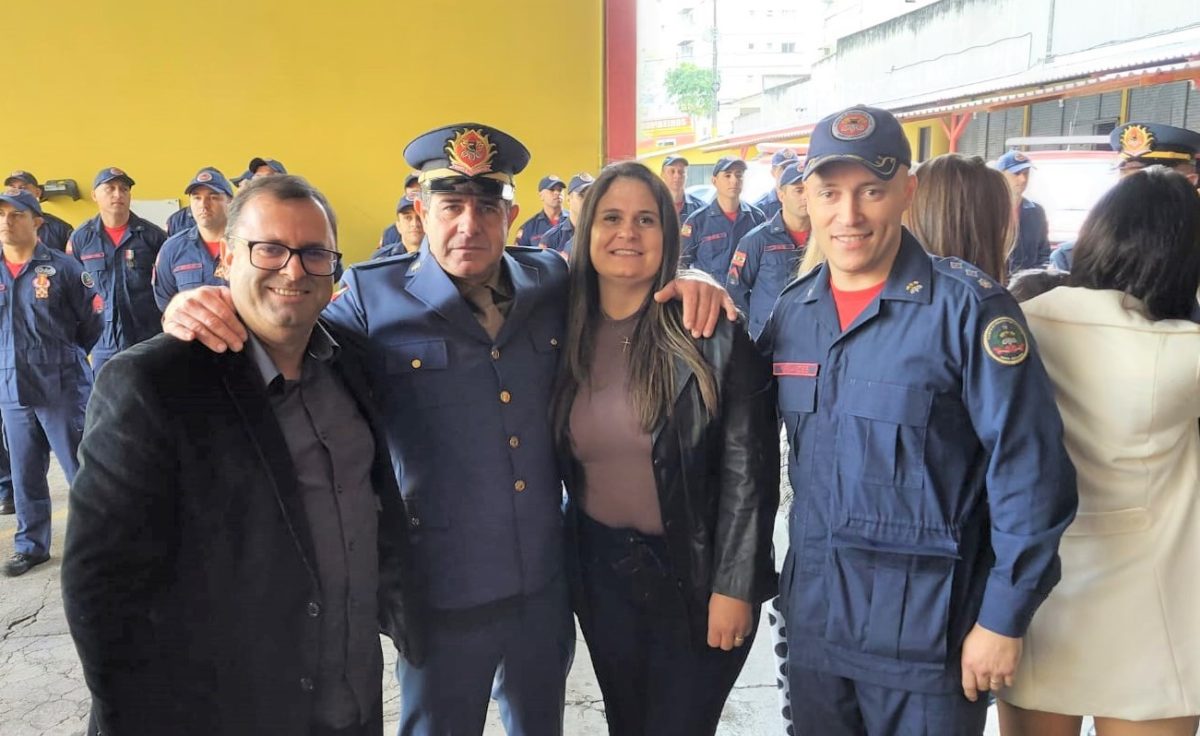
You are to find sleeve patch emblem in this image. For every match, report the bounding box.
[983,316,1029,366]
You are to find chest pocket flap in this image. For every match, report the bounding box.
[386,339,449,374]
[839,379,932,490]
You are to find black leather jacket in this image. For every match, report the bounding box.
[561,315,780,647]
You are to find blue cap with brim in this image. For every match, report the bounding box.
[184,167,234,197]
[712,157,747,175]
[771,149,798,167]
[802,105,912,181]
[538,175,565,191]
[93,166,135,189]
[995,151,1034,174]
[396,195,417,212]
[403,123,531,202]
[248,157,287,175]
[567,173,595,195]
[1110,122,1200,167]
[778,161,804,187]
[0,190,43,216]
[662,155,689,167]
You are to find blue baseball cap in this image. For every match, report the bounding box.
[4,170,38,187]
[93,166,135,189]
[404,123,530,202]
[567,173,595,195]
[184,167,234,197]
[994,151,1034,174]
[712,157,747,175]
[403,172,419,189]
[662,155,689,167]
[778,161,804,187]
[771,149,798,167]
[0,189,43,216]
[803,106,911,181]
[538,175,565,191]
[396,194,417,212]
[248,157,287,175]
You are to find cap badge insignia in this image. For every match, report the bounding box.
[447,128,497,177]
[1013,152,1028,163]
[905,280,922,294]
[197,172,213,182]
[11,170,24,176]
[109,167,125,176]
[1120,125,1154,158]
[983,316,1029,366]
[832,110,876,141]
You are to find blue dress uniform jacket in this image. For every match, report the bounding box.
[681,200,765,284]
[514,210,559,247]
[166,206,195,236]
[68,214,167,372]
[153,227,226,310]
[753,189,782,220]
[0,244,101,407]
[1006,198,1051,274]
[323,246,567,611]
[726,212,806,338]
[38,212,74,252]
[759,231,1077,695]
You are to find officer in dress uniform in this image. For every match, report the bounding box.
[4,171,73,251]
[539,173,593,257]
[67,167,167,375]
[660,155,705,225]
[680,156,765,283]
[371,193,425,260]
[379,173,422,249]
[0,191,102,577]
[153,167,235,309]
[1050,122,1200,272]
[758,105,1077,734]
[327,123,575,735]
[513,175,564,247]
[727,160,809,338]
[753,148,798,220]
[992,151,1051,274]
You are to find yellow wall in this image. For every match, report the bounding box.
[9,1,604,263]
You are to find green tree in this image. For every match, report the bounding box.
[664,63,716,119]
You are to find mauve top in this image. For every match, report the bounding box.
[569,310,665,535]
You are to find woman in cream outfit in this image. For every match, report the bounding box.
[1000,167,1200,736]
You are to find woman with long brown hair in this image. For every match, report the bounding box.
[552,161,779,735]
[905,153,1013,282]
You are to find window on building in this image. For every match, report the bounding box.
[918,126,932,162]
[678,41,694,59]
[782,42,796,53]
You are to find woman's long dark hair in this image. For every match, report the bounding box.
[551,161,719,441]
[1069,166,1200,320]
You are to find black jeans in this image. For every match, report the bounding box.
[575,513,758,736]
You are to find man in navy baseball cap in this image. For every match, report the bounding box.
[514,174,564,247]
[754,148,800,219]
[0,189,43,217]
[993,151,1050,273]
[660,155,704,223]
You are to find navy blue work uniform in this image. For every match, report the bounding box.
[1006,197,1050,274]
[539,216,574,255]
[327,247,573,736]
[727,211,807,338]
[166,206,195,236]
[680,199,765,283]
[68,213,167,375]
[753,189,782,220]
[677,192,705,225]
[0,243,102,558]
[152,226,226,310]
[760,232,1077,734]
[38,212,73,252]
[514,210,560,248]
[379,223,402,249]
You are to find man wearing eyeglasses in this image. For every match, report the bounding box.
[62,175,417,736]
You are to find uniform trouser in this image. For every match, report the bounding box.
[788,665,988,736]
[2,400,86,556]
[396,575,574,736]
[0,415,13,505]
[91,349,116,379]
[575,513,757,736]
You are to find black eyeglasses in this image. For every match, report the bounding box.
[227,235,341,277]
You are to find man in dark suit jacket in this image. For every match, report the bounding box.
[61,175,418,736]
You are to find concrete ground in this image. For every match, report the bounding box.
[0,463,1087,735]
